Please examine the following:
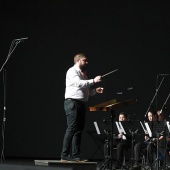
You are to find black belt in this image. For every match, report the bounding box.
[65,98,85,103]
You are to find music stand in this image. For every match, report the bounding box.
[144,121,167,170]
[120,120,146,138]
[94,119,122,161]
[86,128,105,159]
[165,121,170,168]
[117,121,144,169]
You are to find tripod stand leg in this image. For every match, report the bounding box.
[99,156,112,170]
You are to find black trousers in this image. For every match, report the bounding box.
[104,139,130,164]
[134,141,158,165]
[117,140,130,163]
[61,99,86,159]
[134,142,147,163]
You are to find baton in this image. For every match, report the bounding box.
[102,69,118,78]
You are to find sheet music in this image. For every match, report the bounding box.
[167,121,170,132]
[140,121,148,134]
[144,122,152,137]
[115,121,126,140]
[94,122,101,135]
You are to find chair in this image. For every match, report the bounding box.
[141,148,146,166]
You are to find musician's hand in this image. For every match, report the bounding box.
[93,76,102,83]
[118,133,123,139]
[96,87,104,93]
[145,136,149,140]
[145,130,148,134]
[159,136,164,141]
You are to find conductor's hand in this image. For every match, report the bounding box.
[93,76,102,83]
[96,87,104,94]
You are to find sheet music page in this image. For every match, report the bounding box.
[167,121,170,132]
[115,121,126,139]
[94,122,101,135]
[115,122,120,133]
[140,121,148,134]
[119,122,127,140]
[144,122,152,137]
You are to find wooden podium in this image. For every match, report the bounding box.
[89,99,137,170]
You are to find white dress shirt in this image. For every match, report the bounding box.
[65,65,96,102]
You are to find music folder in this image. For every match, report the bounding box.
[118,121,145,136]
[144,121,166,138]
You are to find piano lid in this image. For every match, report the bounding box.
[93,99,117,107]
[89,99,137,111]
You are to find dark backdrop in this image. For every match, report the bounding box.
[0,0,169,160]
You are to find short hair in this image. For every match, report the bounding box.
[119,112,128,119]
[157,110,165,117]
[74,53,86,64]
[148,109,157,116]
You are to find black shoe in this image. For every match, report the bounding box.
[133,162,140,168]
[115,162,122,169]
[61,157,73,162]
[144,163,152,169]
[61,157,88,162]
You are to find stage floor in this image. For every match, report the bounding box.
[0,157,102,170]
[1,157,170,170]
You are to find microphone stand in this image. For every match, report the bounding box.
[125,129,137,170]
[99,110,115,170]
[0,39,25,72]
[144,76,165,118]
[0,38,27,163]
[160,92,170,114]
[144,76,165,170]
[160,92,170,170]
[155,75,159,112]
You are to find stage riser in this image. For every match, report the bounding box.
[0,164,57,170]
[34,160,97,170]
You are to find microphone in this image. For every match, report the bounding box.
[116,92,123,95]
[15,37,28,41]
[158,74,169,76]
[160,105,167,114]
[116,86,134,95]
[127,87,134,91]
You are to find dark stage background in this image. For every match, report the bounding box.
[0,1,169,160]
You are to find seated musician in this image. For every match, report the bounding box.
[114,112,133,169]
[167,136,170,165]
[103,112,131,169]
[133,110,165,168]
